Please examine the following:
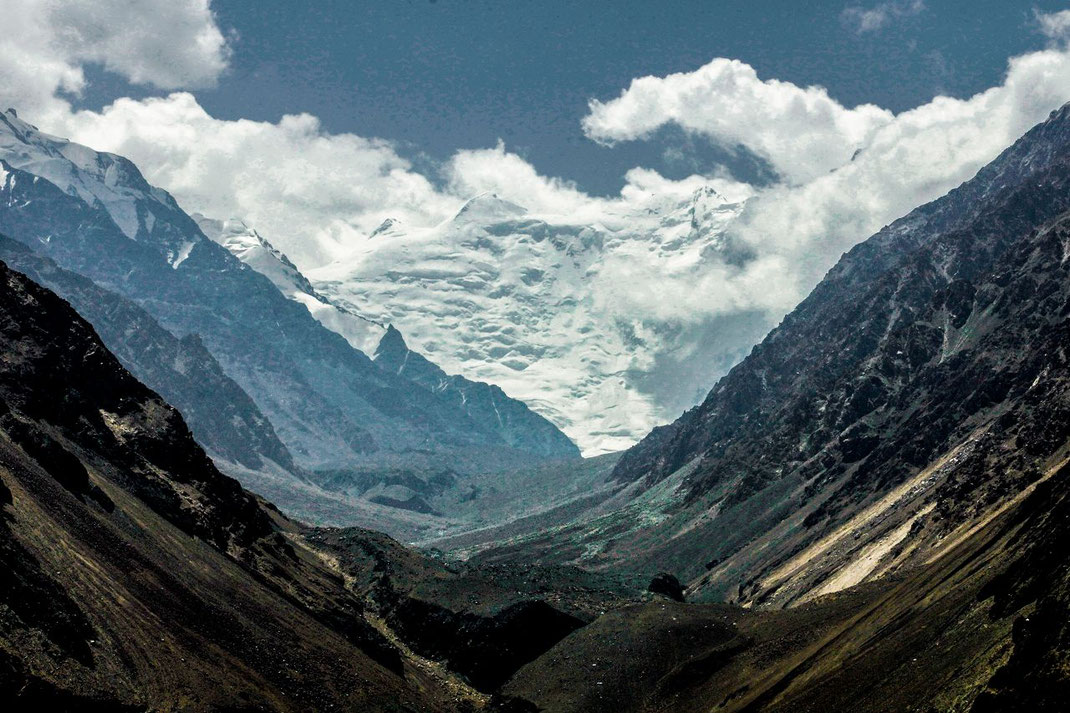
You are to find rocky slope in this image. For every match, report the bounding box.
[468,102,1070,612]
[501,461,1070,712]
[0,233,296,474]
[0,108,577,479]
[0,258,466,711]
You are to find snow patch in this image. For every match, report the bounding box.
[170,240,195,269]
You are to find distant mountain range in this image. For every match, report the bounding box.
[0,108,578,529]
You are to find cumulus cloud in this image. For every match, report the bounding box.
[841,0,925,34]
[723,47,1070,310]
[61,93,457,265]
[581,58,893,183]
[443,140,594,217]
[572,47,1070,328]
[56,98,747,266]
[0,0,229,127]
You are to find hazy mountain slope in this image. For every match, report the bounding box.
[375,325,580,459]
[195,214,579,460]
[192,213,388,354]
[0,259,465,711]
[469,103,1070,609]
[311,188,760,455]
[0,233,296,473]
[0,109,567,474]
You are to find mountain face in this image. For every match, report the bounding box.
[0,258,451,711]
[0,109,576,478]
[311,188,762,456]
[0,256,644,709]
[0,234,296,473]
[195,213,579,461]
[375,325,580,459]
[465,103,1070,608]
[193,213,388,355]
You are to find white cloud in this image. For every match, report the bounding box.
[61,93,457,265]
[444,140,594,217]
[576,47,1070,326]
[1036,9,1070,44]
[841,0,925,34]
[59,99,739,266]
[0,0,229,127]
[581,58,894,184]
[30,46,1070,324]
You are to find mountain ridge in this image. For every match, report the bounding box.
[465,101,1070,613]
[0,108,578,483]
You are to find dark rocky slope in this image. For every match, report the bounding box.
[307,526,642,693]
[501,458,1070,712]
[0,259,470,711]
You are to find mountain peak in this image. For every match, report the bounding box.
[0,107,36,141]
[453,192,527,223]
[194,214,260,246]
[375,323,409,359]
[692,185,724,202]
[370,217,401,238]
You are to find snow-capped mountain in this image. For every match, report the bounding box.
[196,213,579,460]
[0,109,578,481]
[0,104,763,459]
[310,188,757,455]
[194,214,388,355]
[0,109,205,268]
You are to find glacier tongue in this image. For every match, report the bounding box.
[310,186,752,456]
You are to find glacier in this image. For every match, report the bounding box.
[309,187,764,455]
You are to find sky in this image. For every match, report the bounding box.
[2,0,1070,408]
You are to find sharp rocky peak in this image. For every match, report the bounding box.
[375,324,409,359]
[369,217,401,238]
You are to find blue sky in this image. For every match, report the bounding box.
[80,0,1070,194]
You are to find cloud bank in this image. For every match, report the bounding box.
[0,0,229,127]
